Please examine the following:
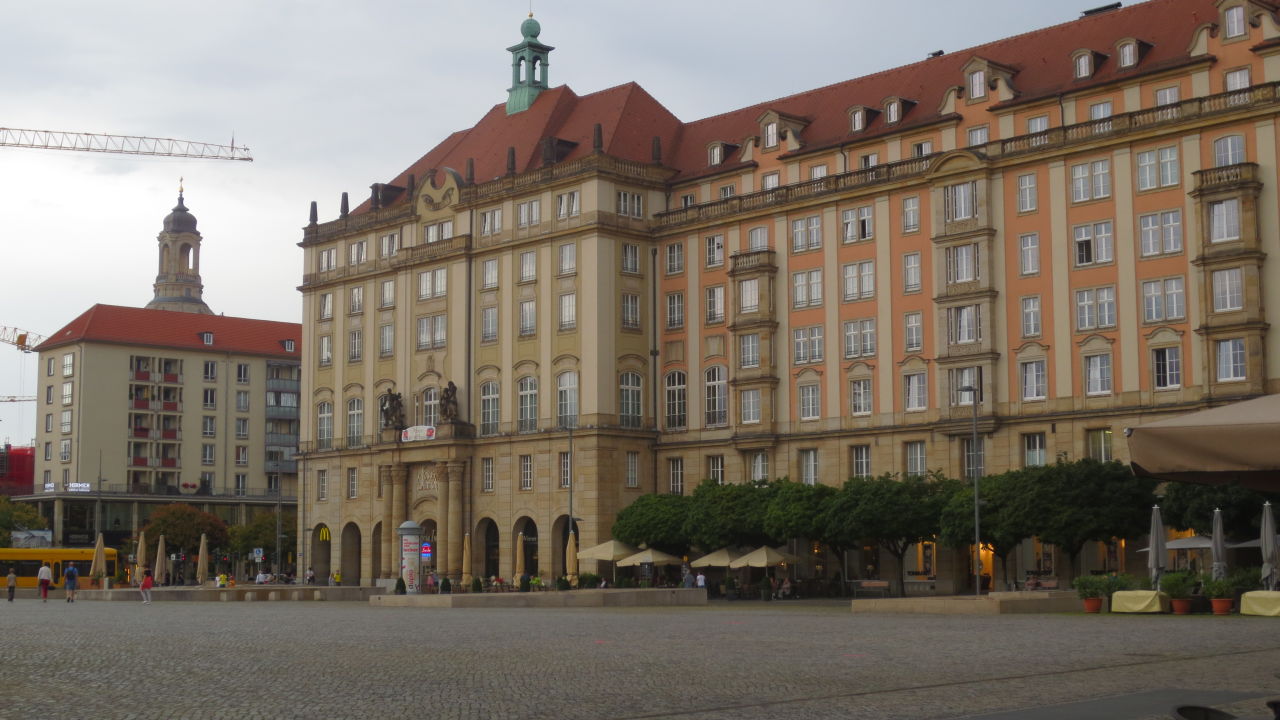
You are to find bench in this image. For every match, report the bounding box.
[853,580,890,598]
[1023,575,1059,590]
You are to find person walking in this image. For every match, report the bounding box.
[139,569,154,604]
[6,567,16,602]
[63,561,79,603]
[37,562,52,603]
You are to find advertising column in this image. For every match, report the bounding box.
[396,520,422,594]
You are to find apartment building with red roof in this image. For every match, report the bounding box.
[20,196,301,563]
[298,2,1280,590]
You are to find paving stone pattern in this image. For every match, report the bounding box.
[1,598,1277,719]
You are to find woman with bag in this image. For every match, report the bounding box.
[139,568,154,604]
[37,562,52,602]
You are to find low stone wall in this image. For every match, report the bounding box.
[370,587,707,608]
[851,590,1080,615]
[77,586,383,602]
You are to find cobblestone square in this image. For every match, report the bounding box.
[2,598,1277,719]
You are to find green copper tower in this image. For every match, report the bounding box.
[506,14,553,115]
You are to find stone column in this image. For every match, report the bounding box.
[380,466,395,578]
[446,461,465,582]
[436,464,449,578]
[386,466,407,576]
[53,497,64,547]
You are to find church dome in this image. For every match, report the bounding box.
[163,193,198,234]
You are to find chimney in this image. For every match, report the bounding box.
[339,192,349,218]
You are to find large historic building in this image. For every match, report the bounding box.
[298,0,1280,589]
[21,194,301,552]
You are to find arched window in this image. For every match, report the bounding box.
[619,372,642,429]
[704,367,727,427]
[517,377,538,432]
[557,371,578,428]
[1213,135,1244,168]
[480,381,499,436]
[665,371,687,430]
[317,402,333,450]
[422,387,438,427]
[346,398,363,447]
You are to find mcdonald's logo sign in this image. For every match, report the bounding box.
[317,526,331,542]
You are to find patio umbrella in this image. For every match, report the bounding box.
[616,548,683,567]
[576,539,635,584]
[196,533,210,586]
[565,531,578,582]
[1210,508,1228,581]
[1127,393,1280,491]
[154,535,168,587]
[1148,506,1166,591]
[1137,536,1213,551]
[134,529,147,585]
[690,547,742,568]
[576,539,638,562]
[461,532,472,587]
[515,532,525,578]
[89,533,106,580]
[728,546,797,569]
[1262,501,1277,591]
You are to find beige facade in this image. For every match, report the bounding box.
[299,3,1280,589]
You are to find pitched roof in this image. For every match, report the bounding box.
[351,0,1225,211]
[36,304,301,359]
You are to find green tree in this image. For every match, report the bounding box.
[0,497,46,547]
[682,480,776,551]
[763,480,836,547]
[1031,460,1156,581]
[1160,481,1278,541]
[821,473,954,596]
[939,470,1033,589]
[611,493,692,555]
[228,511,297,566]
[140,504,229,554]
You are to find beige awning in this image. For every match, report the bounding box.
[616,548,683,567]
[576,539,638,562]
[1127,394,1280,491]
[728,546,797,569]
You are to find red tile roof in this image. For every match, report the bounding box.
[36,304,300,359]
[351,0,1225,211]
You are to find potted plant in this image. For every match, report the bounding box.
[1072,575,1106,613]
[1201,577,1234,615]
[470,577,483,594]
[1160,571,1196,614]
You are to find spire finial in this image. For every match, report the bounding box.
[179,176,184,195]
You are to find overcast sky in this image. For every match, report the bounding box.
[0,0,1103,444]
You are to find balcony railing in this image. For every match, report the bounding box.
[729,249,777,274]
[266,405,299,420]
[1193,162,1259,193]
[266,378,301,393]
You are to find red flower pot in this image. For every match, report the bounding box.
[1083,597,1103,613]
[1171,598,1193,615]
[1210,598,1233,615]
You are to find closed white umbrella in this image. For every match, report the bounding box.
[1210,507,1228,581]
[196,533,210,586]
[1262,501,1277,591]
[134,529,147,585]
[1148,506,1166,591]
[154,535,168,587]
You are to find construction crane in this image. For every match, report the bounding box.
[0,397,35,403]
[0,127,252,161]
[0,327,46,353]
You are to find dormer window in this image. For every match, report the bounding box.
[284,340,296,352]
[968,70,987,99]
[851,109,865,132]
[1224,5,1246,38]
[201,332,214,345]
[709,144,723,166]
[763,121,778,149]
[1118,41,1137,68]
[1074,52,1092,79]
[886,101,901,124]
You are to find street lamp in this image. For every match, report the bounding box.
[958,384,981,597]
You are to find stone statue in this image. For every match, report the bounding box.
[380,391,405,430]
[440,381,459,422]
